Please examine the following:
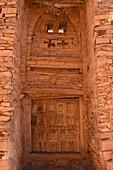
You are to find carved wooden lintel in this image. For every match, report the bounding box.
[23,88,83,100]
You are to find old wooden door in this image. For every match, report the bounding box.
[32,98,80,153]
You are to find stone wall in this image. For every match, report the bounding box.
[86,0,113,169]
[0,0,24,170]
[95,1,113,169]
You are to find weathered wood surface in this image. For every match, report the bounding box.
[32,98,80,153]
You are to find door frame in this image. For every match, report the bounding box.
[22,95,84,158]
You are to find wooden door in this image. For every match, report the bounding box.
[32,98,80,153]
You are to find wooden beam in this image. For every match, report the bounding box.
[33,0,84,7]
[34,0,84,3]
[54,3,81,8]
[23,88,83,97]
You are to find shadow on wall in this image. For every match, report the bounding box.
[21,159,96,170]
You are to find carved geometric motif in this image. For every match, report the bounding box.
[27,74,83,89]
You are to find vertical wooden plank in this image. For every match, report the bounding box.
[79,96,84,153]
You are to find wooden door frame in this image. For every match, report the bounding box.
[22,94,84,158]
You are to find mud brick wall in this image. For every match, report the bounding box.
[0,0,24,170]
[86,0,113,169]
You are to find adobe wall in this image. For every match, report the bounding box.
[0,0,24,170]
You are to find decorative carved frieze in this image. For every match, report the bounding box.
[26,72,83,89]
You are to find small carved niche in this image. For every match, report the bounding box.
[47,23,53,33]
[59,22,67,33]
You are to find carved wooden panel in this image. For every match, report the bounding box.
[26,73,83,89]
[32,98,80,153]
